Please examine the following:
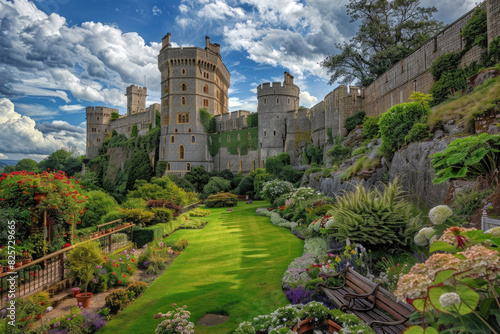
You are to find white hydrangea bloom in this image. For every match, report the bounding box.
[485,226,500,238]
[439,292,461,308]
[428,205,453,225]
[414,227,435,246]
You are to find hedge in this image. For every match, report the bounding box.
[133,225,163,248]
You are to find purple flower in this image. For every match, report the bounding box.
[284,287,313,305]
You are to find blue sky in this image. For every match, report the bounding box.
[0,0,477,161]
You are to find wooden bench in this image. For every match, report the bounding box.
[318,265,414,334]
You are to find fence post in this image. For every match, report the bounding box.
[59,253,65,281]
[108,234,112,253]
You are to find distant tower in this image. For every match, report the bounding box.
[157,33,230,174]
[85,106,115,159]
[256,72,299,163]
[125,85,147,116]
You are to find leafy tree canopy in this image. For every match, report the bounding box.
[38,148,83,176]
[322,0,443,86]
[14,158,39,173]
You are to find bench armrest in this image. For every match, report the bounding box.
[317,265,350,289]
[343,283,380,312]
[369,317,409,332]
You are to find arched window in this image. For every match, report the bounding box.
[170,135,175,143]
[273,130,276,136]
[276,98,279,104]
[167,162,170,171]
[162,99,167,107]
[174,128,178,133]
[203,85,208,94]
[179,145,185,160]
[261,160,265,168]
[252,160,255,171]
[164,85,168,94]
[264,130,267,136]
[181,96,186,105]
[186,163,191,171]
[181,68,186,75]
[181,83,187,91]
[203,99,209,107]
[239,160,243,171]
[177,113,189,124]
[227,161,230,169]
[191,135,196,144]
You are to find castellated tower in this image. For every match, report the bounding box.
[126,85,147,116]
[157,33,230,174]
[86,106,115,159]
[257,72,299,162]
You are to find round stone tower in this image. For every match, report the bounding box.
[257,72,299,162]
[86,106,114,159]
[157,33,230,175]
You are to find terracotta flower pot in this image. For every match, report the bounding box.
[33,193,46,204]
[76,292,93,308]
[292,318,343,334]
[72,287,81,297]
[22,258,31,265]
[14,261,22,268]
[3,266,9,272]
[19,315,32,322]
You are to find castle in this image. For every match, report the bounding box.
[87,0,500,175]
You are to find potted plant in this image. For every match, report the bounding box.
[31,292,51,320]
[14,248,24,267]
[21,243,35,265]
[67,241,103,308]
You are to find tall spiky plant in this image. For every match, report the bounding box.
[327,179,421,248]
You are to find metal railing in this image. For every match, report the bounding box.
[481,209,500,231]
[0,223,134,307]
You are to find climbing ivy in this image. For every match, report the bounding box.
[209,128,259,157]
[461,8,488,50]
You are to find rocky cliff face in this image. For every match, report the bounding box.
[303,137,453,207]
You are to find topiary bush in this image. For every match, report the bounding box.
[204,192,238,208]
[326,180,421,249]
[345,111,366,133]
[379,102,429,156]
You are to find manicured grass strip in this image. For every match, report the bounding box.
[100,201,303,334]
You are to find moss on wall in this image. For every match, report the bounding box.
[209,128,259,157]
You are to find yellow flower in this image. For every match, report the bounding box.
[350,250,357,255]
[335,256,341,263]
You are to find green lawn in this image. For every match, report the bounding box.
[100,201,303,334]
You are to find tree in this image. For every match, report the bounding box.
[322,0,443,86]
[14,159,39,172]
[185,166,210,193]
[38,148,83,176]
[81,190,118,227]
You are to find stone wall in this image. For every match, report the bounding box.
[475,108,500,133]
[110,108,156,138]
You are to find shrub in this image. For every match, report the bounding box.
[345,111,366,133]
[202,176,231,198]
[105,289,134,313]
[430,51,464,82]
[82,190,118,228]
[237,174,255,195]
[151,208,175,225]
[431,133,500,184]
[188,208,211,217]
[120,208,154,226]
[405,123,431,144]
[155,305,194,334]
[461,8,488,49]
[146,200,182,214]
[101,210,124,224]
[451,187,493,219]
[327,136,351,165]
[379,102,429,156]
[265,153,291,175]
[204,192,238,208]
[172,239,188,252]
[361,116,380,140]
[261,179,295,204]
[68,241,103,294]
[126,281,147,297]
[327,180,421,249]
[133,225,163,248]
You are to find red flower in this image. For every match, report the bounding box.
[123,274,126,278]
[128,267,132,271]
[118,280,121,284]
[16,240,20,244]
[1,246,4,249]
[131,259,135,262]
[112,272,116,276]
[62,243,71,248]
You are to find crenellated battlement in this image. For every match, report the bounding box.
[256,73,299,98]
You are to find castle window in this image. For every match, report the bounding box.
[264,130,266,136]
[227,161,230,169]
[179,145,185,160]
[261,160,265,168]
[401,60,404,73]
[227,135,231,142]
[163,99,167,107]
[239,160,243,171]
[248,133,251,140]
[181,68,186,75]
[167,162,170,171]
[273,131,276,136]
[164,85,168,94]
[97,117,99,120]
[181,83,187,91]
[203,99,209,107]
[252,160,255,171]
[163,115,168,126]
[191,135,195,144]
[188,128,192,133]
[203,85,208,94]
[171,135,175,144]
[174,128,178,133]
[264,98,267,104]
[177,113,190,124]
[181,96,186,105]
[92,128,96,133]
[288,98,290,104]
[233,120,236,129]
[276,98,279,104]
[186,163,191,171]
